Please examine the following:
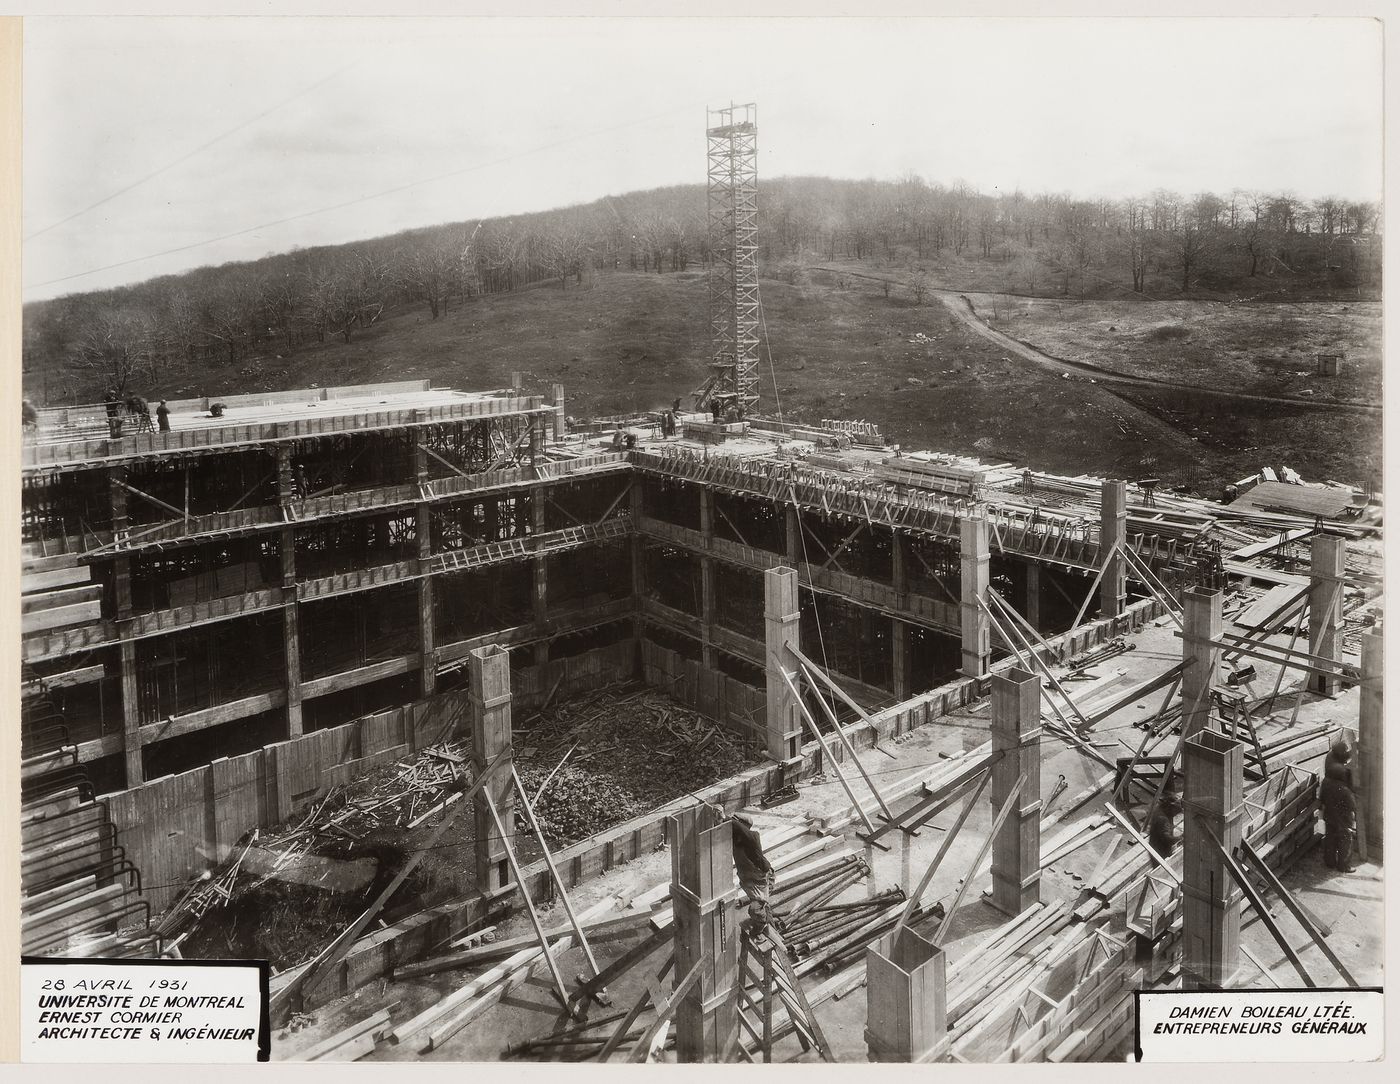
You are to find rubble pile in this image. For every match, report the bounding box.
[516,681,760,846]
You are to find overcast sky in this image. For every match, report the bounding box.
[22,16,1383,301]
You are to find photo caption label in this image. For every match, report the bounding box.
[20,958,269,1063]
[1136,988,1382,1062]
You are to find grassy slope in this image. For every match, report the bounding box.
[968,293,1381,405]
[38,267,1379,495]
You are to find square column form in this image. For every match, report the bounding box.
[763,566,803,765]
[1181,728,1244,991]
[959,510,990,678]
[1182,587,1223,740]
[551,383,566,441]
[668,802,739,1062]
[1100,480,1128,619]
[1308,533,1347,695]
[990,667,1043,916]
[1359,629,1382,849]
[469,644,514,894]
[865,927,949,1063]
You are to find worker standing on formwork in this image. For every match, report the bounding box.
[703,803,776,925]
[1320,738,1358,873]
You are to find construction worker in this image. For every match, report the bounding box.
[1324,736,1357,790]
[1148,781,1183,859]
[156,400,171,432]
[1320,739,1358,872]
[103,387,123,438]
[703,803,776,921]
[21,398,37,431]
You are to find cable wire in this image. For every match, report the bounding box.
[26,100,701,294]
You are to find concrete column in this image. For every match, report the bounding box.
[1308,533,1346,695]
[865,927,949,1063]
[1181,728,1244,990]
[1024,561,1042,631]
[630,480,646,611]
[700,489,717,669]
[1100,480,1128,619]
[119,639,142,787]
[892,621,910,701]
[763,566,803,765]
[989,667,1043,916]
[959,509,990,678]
[276,444,295,502]
[891,530,911,699]
[785,506,801,565]
[417,506,437,699]
[109,465,129,535]
[469,644,514,894]
[1182,587,1223,740]
[531,490,549,670]
[529,414,547,466]
[668,802,739,1062]
[280,526,304,737]
[1359,628,1382,849]
[551,383,566,441]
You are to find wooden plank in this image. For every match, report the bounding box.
[270,750,510,1020]
[625,959,704,1063]
[299,1006,394,1061]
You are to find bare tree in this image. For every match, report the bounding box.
[909,267,930,305]
[1173,221,1216,291]
[71,308,152,394]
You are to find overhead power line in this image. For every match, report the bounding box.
[24,62,356,243]
[25,101,700,295]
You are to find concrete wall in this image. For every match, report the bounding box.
[106,640,637,911]
[640,639,766,736]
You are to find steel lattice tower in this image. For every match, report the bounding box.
[703,103,760,413]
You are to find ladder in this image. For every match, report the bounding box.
[432,537,529,573]
[733,924,834,1063]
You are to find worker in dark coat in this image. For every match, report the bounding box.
[704,803,775,923]
[1324,737,1356,790]
[155,400,171,432]
[1148,790,1183,859]
[1320,739,1358,872]
[103,387,123,438]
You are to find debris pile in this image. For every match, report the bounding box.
[516,682,760,847]
[156,740,474,963]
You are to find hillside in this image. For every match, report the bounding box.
[28,264,1380,497]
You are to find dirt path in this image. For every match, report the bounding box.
[940,292,1379,415]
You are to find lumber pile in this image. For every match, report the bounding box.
[157,740,470,939]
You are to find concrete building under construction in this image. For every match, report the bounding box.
[18,101,1384,1060]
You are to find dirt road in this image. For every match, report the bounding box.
[940,292,1379,415]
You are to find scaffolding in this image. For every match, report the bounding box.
[701,102,760,413]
